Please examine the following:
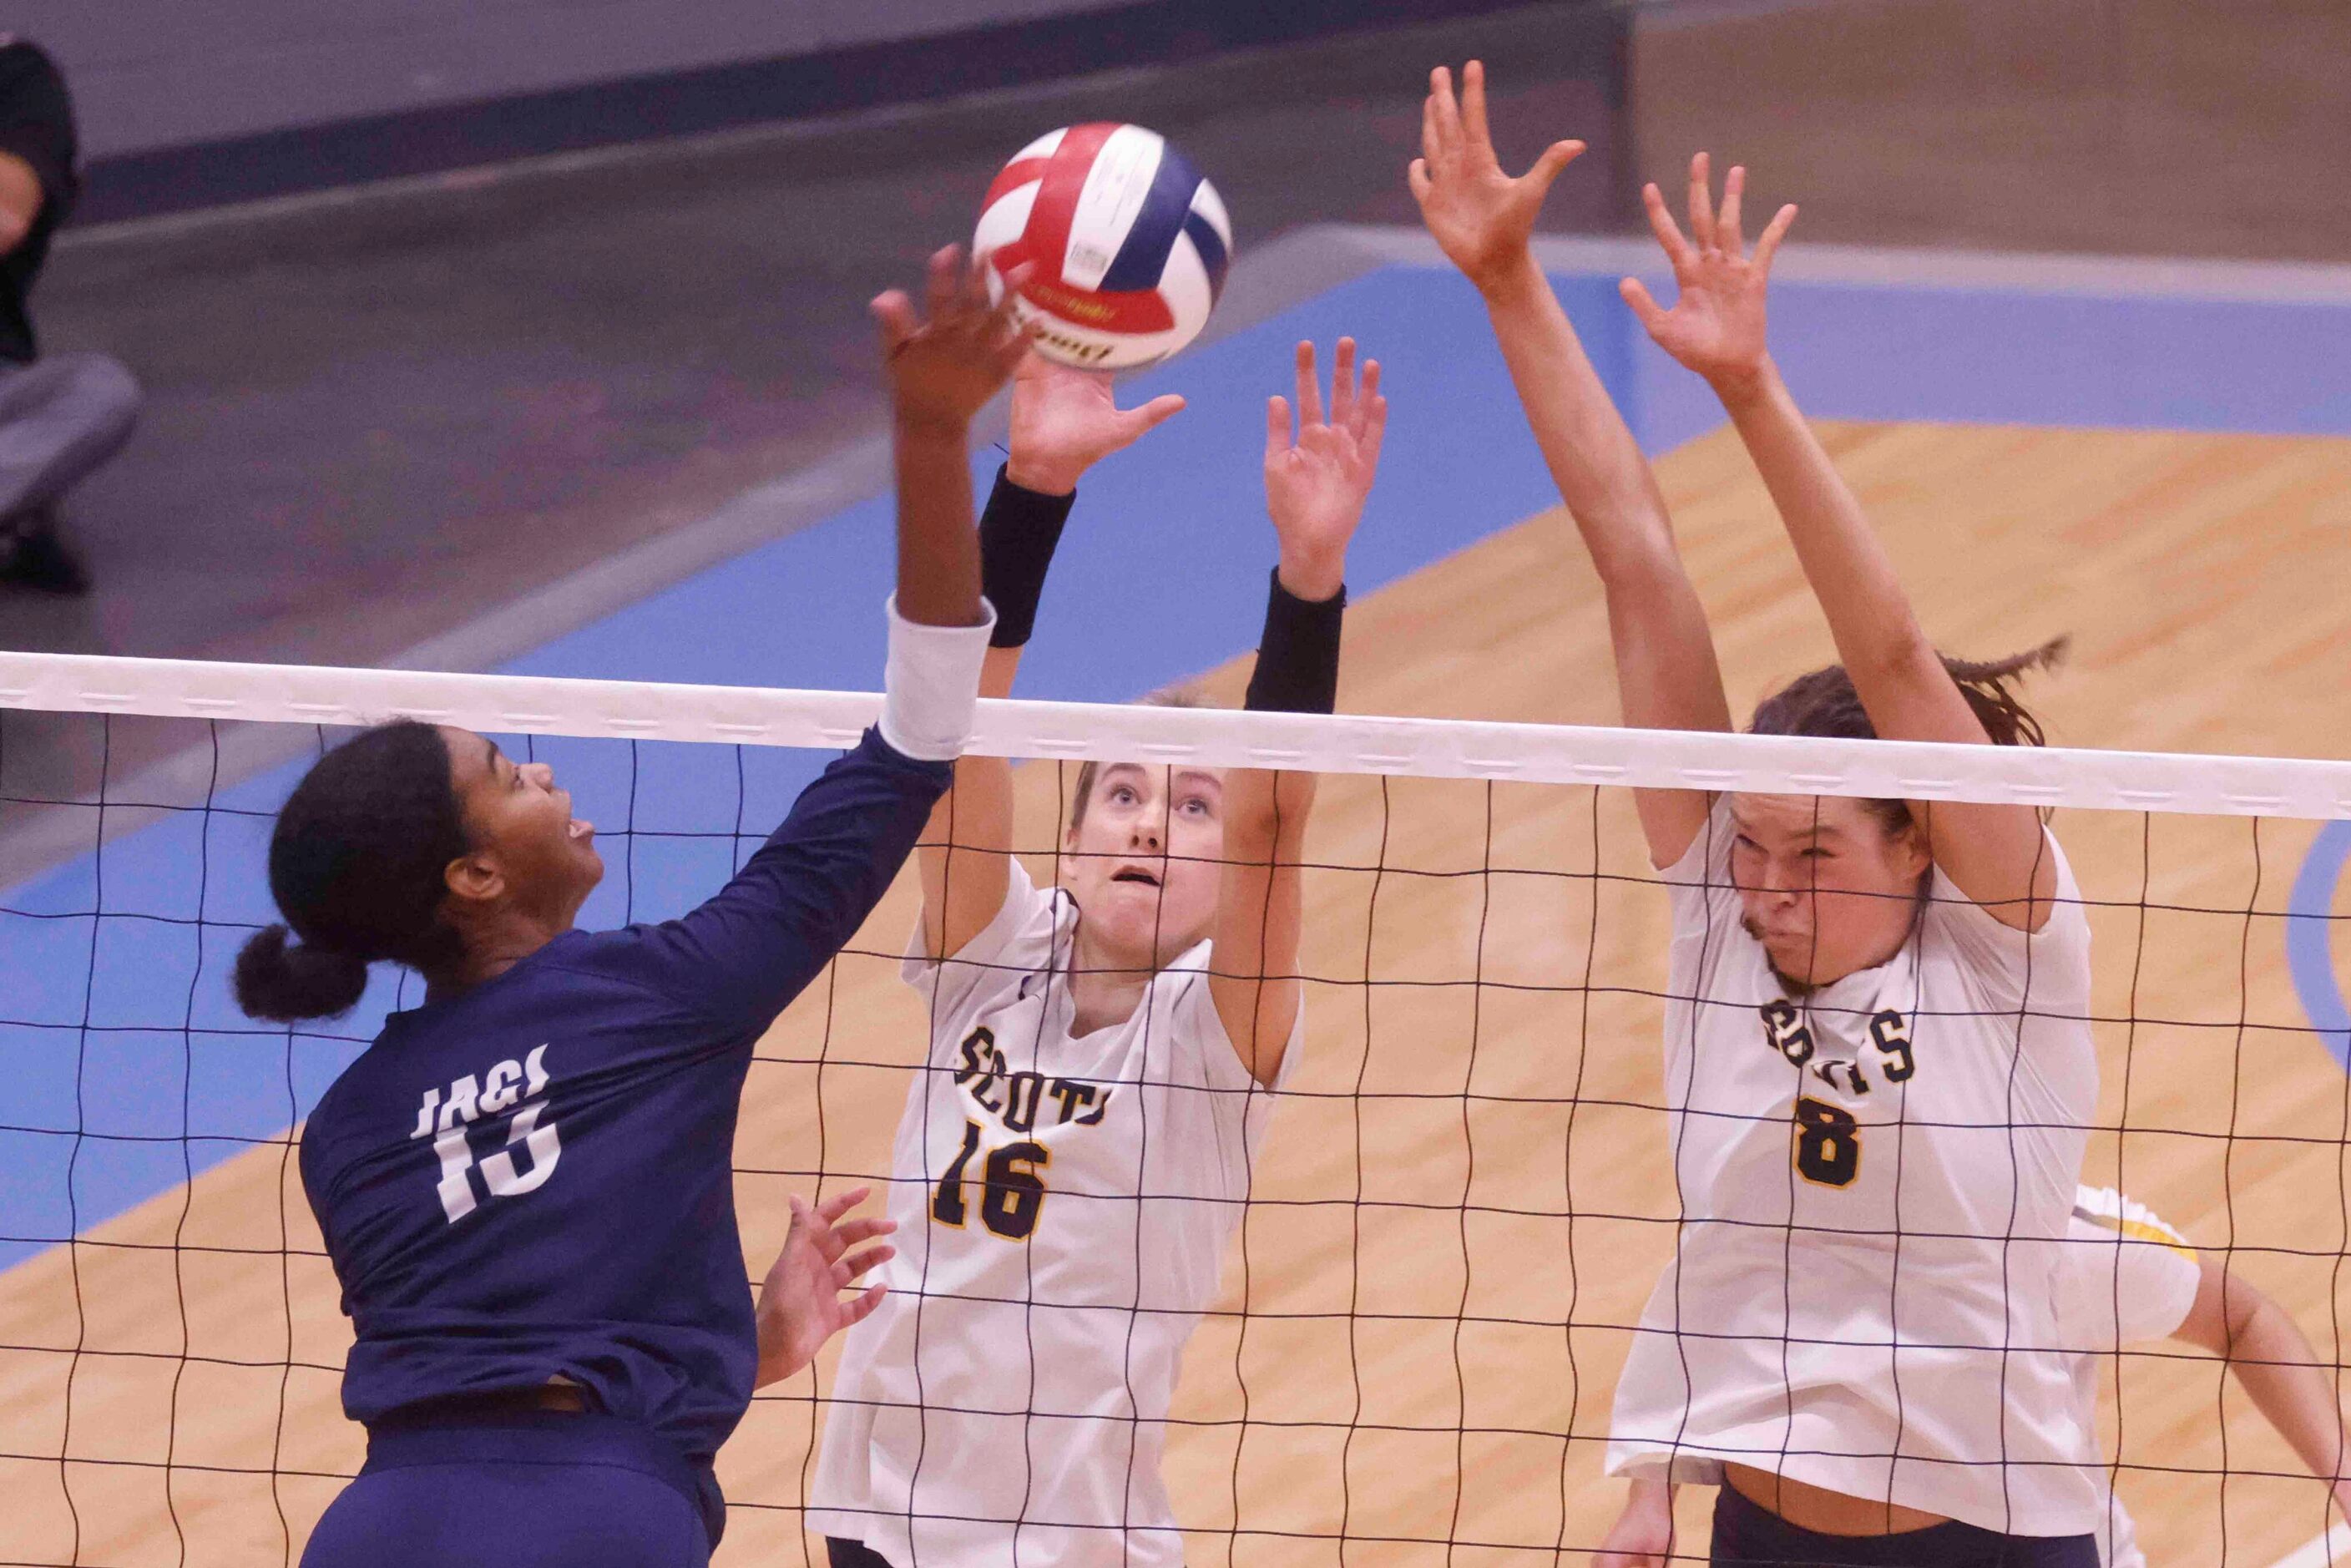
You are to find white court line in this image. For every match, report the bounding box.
[2268,1521,2351,1568]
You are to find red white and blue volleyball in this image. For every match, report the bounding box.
[974,123,1232,371]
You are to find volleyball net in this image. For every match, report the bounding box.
[3,650,2349,1567]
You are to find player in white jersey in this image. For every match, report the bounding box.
[1413,59,2097,1564]
[810,341,1385,1568]
[1595,1185,2351,1566]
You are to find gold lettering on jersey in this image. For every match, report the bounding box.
[952,1026,1116,1132]
[1764,1009,1916,1192]
[1761,1002,1917,1104]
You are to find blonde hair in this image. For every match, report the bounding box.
[1064,685,1212,836]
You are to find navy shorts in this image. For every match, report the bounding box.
[1711,1485,2099,1567]
[829,1540,894,1568]
[302,1409,714,1568]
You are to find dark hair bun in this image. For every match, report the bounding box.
[234,924,371,1022]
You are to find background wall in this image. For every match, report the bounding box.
[1634,0,2351,262]
[33,0,1585,220]
[24,0,1129,159]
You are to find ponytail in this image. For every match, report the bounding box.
[1749,636,2068,833]
[233,720,472,1022]
[1938,640,2067,748]
[234,924,372,1022]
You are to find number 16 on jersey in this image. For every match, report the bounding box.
[933,1121,1052,1241]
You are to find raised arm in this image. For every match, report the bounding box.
[1625,157,2055,927]
[1411,60,1731,867]
[1210,340,1384,1085]
[872,245,1021,634]
[916,356,1186,959]
[2173,1258,2351,1521]
[621,250,1020,1028]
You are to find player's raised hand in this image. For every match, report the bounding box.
[873,245,1033,433]
[1004,355,1187,496]
[1620,154,1797,400]
[754,1187,897,1388]
[1408,59,1584,292]
[1265,337,1385,600]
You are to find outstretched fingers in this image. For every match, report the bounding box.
[837,1282,887,1329]
[1639,182,1695,271]
[1618,276,1668,336]
[837,1242,896,1285]
[830,1216,897,1252]
[1357,362,1388,472]
[1460,58,1494,155]
[1329,337,1358,428]
[869,290,918,356]
[813,1186,872,1226]
[1718,165,1747,258]
[1120,392,1188,441]
[1527,139,1585,197]
[1266,394,1294,464]
[924,245,964,321]
[1293,340,1324,429]
[1427,66,1462,160]
[1686,152,1716,254]
[1752,202,1800,276]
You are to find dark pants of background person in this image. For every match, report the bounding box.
[301,1410,715,1568]
[1711,1485,2100,1567]
[0,351,139,523]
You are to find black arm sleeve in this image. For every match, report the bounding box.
[1242,569,1346,716]
[978,465,1077,649]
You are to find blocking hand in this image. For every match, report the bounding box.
[1619,154,1797,397]
[1005,355,1187,496]
[1264,337,1386,601]
[1408,59,1584,291]
[873,246,1033,434]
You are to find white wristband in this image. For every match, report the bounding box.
[878,593,995,761]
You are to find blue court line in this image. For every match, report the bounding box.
[8,259,2351,1272]
[2288,822,2351,1072]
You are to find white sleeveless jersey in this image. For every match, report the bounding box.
[811,859,1297,1568]
[2057,1186,2203,1568]
[1607,801,2105,1535]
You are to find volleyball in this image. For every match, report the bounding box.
[973,122,1232,371]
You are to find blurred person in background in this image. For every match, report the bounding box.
[0,34,139,595]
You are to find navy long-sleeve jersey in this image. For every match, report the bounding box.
[298,729,950,1532]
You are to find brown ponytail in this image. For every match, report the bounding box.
[1748,636,2068,831]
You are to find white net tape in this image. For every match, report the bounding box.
[6,650,2347,818]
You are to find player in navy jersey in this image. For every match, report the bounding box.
[235,248,1030,1568]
